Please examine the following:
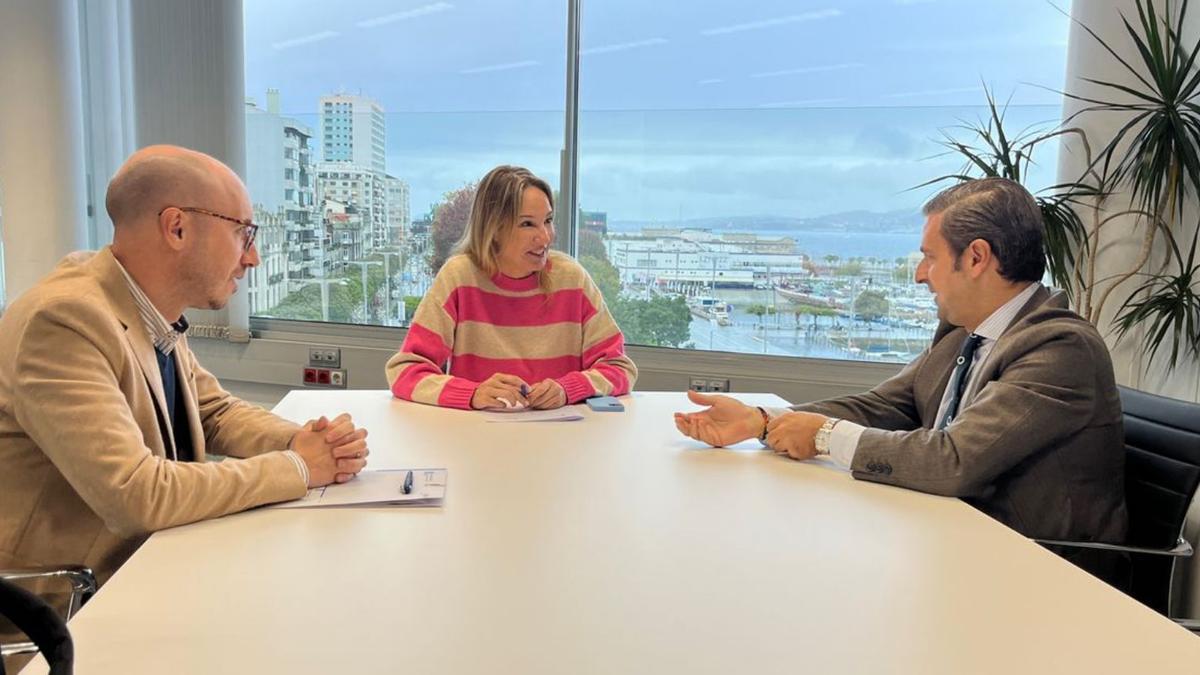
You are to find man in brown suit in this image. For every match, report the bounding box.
[0,146,371,599]
[675,178,1127,571]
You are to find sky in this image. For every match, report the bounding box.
[243,0,1073,223]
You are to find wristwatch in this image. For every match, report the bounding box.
[814,417,841,456]
[756,406,771,442]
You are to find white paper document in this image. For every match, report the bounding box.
[481,407,584,423]
[274,468,447,508]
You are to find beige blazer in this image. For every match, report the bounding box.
[0,248,307,587]
[796,287,1128,544]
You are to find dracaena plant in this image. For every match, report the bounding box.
[916,86,1092,302]
[924,0,1200,372]
[1064,0,1200,372]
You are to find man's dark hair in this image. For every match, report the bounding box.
[922,177,1046,282]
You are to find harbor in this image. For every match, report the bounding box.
[606,226,938,362]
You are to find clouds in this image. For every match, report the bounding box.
[245,0,1070,221]
[750,63,864,79]
[700,10,843,36]
[355,3,454,28]
[582,38,669,56]
[271,31,340,50]
[459,60,541,75]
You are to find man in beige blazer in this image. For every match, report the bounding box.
[675,178,1127,577]
[0,146,371,598]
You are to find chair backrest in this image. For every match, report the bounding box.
[0,578,73,675]
[1120,385,1200,613]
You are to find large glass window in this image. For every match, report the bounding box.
[244,0,1071,365]
[243,0,565,325]
[578,0,1070,362]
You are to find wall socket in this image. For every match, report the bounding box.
[689,377,730,392]
[302,367,346,388]
[308,346,341,368]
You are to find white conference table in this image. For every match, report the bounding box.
[25,391,1200,674]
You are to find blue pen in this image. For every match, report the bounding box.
[402,470,414,495]
[520,384,529,397]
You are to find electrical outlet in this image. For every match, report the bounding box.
[688,376,729,392]
[706,378,730,392]
[302,366,347,388]
[308,346,341,367]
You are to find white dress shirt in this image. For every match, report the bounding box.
[771,282,1042,469]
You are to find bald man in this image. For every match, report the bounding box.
[0,146,370,594]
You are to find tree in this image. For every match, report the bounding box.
[612,295,691,348]
[835,261,864,277]
[429,184,476,274]
[268,281,358,323]
[853,289,889,322]
[745,303,775,325]
[403,295,422,323]
[579,228,609,263]
[793,304,838,330]
[580,255,621,305]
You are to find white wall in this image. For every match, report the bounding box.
[1060,1,1200,400]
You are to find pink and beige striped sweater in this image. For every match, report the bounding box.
[386,252,637,409]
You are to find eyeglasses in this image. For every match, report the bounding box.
[159,206,259,251]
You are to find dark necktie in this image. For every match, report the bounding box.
[154,316,194,461]
[937,333,984,430]
[154,347,193,462]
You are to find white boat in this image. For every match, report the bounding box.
[688,296,732,326]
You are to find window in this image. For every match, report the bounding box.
[244,0,566,325]
[244,0,1070,364]
[577,0,1070,360]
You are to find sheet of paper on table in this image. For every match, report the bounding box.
[273,468,447,508]
[481,407,585,423]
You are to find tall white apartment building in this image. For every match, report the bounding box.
[320,94,386,173]
[383,175,410,246]
[244,89,321,309]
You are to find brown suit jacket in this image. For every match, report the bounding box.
[0,248,307,588]
[795,287,1128,544]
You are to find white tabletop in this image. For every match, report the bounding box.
[25,391,1200,674]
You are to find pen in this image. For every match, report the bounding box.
[520,384,529,397]
[402,470,413,495]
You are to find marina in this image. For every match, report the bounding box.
[607,227,937,363]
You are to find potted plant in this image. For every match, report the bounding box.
[925,0,1200,371]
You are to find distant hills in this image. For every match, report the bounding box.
[609,208,924,234]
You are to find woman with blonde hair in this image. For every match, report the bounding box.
[386,165,637,410]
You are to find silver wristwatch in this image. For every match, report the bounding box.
[814,417,841,455]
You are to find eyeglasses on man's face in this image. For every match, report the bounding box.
[159,206,259,251]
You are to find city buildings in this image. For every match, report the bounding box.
[320,94,386,173]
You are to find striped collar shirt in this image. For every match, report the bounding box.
[114,260,188,355]
[112,258,309,484]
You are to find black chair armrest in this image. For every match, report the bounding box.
[1032,537,1193,558]
[0,566,96,619]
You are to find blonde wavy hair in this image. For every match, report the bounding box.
[455,165,556,291]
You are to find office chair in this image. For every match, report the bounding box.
[1035,386,1200,629]
[0,566,94,674]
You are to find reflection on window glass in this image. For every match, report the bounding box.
[244,0,1071,365]
[243,0,565,325]
[578,0,1070,362]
